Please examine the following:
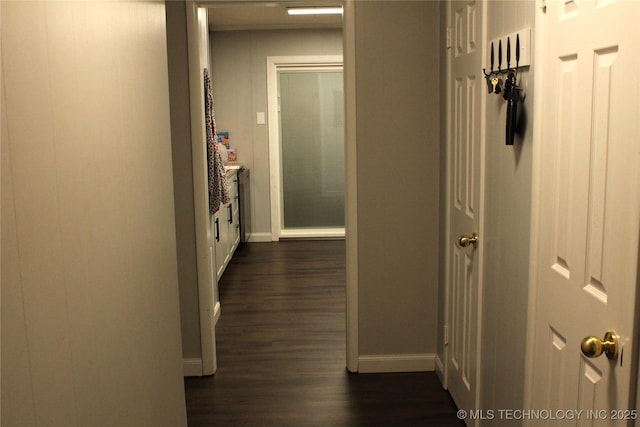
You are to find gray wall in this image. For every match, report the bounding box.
[209,29,343,240]
[480,0,535,416]
[1,1,187,425]
[353,1,441,357]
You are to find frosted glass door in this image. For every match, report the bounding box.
[279,70,344,229]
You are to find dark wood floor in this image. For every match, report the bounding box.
[184,240,463,426]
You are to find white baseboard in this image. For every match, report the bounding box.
[435,354,446,387]
[279,228,345,239]
[183,358,203,377]
[248,230,346,242]
[358,353,436,373]
[247,232,272,242]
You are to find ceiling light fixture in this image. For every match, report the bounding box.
[287,6,343,15]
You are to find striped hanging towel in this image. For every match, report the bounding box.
[204,68,230,214]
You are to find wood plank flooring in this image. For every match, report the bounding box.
[184,240,463,426]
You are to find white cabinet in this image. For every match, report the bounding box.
[212,169,241,281]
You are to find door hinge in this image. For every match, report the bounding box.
[446,27,452,50]
[444,324,449,345]
[277,95,281,112]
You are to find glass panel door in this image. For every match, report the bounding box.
[278,69,344,231]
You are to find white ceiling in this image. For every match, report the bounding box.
[206,1,343,31]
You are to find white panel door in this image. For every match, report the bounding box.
[530,0,640,419]
[446,0,484,420]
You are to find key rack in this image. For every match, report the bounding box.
[483,28,531,77]
[482,29,531,146]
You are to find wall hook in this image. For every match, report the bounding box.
[482,42,495,78]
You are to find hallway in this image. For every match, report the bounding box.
[184,241,463,426]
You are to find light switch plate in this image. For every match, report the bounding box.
[256,111,266,125]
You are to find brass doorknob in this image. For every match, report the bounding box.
[580,331,618,360]
[458,233,478,248]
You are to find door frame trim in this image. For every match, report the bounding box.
[343,0,358,373]
[522,4,546,421]
[186,2,216,375]
[266,55,344,242]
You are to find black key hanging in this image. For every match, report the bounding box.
[504,71,520,145]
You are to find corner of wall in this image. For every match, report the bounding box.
[183,358,204,377]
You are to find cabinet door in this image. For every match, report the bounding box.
[222,203,233,264]
[213,170,242,280]
[232,200,240,248]
[227,171,241,254]
[213,212,225,280]
[228,198,240,252]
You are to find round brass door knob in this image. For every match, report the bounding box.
[580,331,618,360]
[458,233,479,248]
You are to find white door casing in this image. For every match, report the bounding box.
[527,0,640,419]
[445,0,486,420]
[186,3,219,376]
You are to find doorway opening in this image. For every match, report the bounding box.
[200,1,352,376]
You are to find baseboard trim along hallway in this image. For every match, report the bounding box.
[358,354,436,373]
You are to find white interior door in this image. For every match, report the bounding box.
[446,0,485,419]
[529,0,640,417]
